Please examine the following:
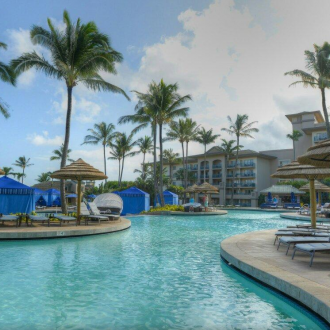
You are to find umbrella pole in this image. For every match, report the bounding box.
[310,179,316,229]
[77,180,81,225]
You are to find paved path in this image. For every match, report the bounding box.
[221,229,330,323]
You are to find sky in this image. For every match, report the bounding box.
[1,0,330,186]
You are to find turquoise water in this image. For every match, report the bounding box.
[0,211,328,329]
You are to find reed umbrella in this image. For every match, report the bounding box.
[0,168,4,175]
[271,161,330,228]
[195,182,219,206]
[299,180,330,204]
[184,184,199,203]
[298,139,330,167]
[50,158,107,222]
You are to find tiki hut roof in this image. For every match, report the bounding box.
[298,139,330,167]
[299,180,330,193]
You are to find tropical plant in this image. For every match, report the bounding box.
[286,130,303,160]
[0,42,16,118]
[108,132,138,187]
[163,149,180,184]
[285,43,330,137]
[222,114,258,204]
[218,139,242,206]
[11,10,129,213]
[2,166,16,177]
[15,173,26,183]
[37,172,51,182]
[195,127,220,182]
[174,168,197,184]
[50,144,74,162]
[82,122,117,180]
[13,156,34,183]
[136,136,153,179]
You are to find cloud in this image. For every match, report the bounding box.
[112,0,330,152]
[27,131,63,146]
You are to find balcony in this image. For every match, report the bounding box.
[227,163,238,168]
[240,173,255,178]
[227,173,234,178]
[200,166,209,170]
[314,133,327,143]
[188,166,198,171]
[241,162,255,168]
[212,174,222,178]
[212,164,222,169]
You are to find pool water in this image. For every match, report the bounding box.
[0,211,328,329]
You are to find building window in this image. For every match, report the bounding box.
[279,159,290,167]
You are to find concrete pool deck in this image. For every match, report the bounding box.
[220,229,330,324]
[280,212,330,223]
[0,218,131,240]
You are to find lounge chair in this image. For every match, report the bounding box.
[88,202,120,220]
[0,214,20,227]
[277,236,330,255]
[273,230,328,245]
[292,243,330,266]
[51,214,77,226]
[80,203,109,225]
[26,214,50,226]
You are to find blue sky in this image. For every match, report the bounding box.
[1,0,330,185]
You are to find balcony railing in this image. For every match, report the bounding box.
[188,166,198,171]
[240,173,255,178]
[241,162,255,168]
[200,166,209,170]
[226,182,256,188]
[212,165,222,169]
[212,174,222,178]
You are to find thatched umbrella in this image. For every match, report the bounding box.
[299,180,330,204]
[184,184,199,203]
[271,161,330,228]
[0,168,4,176]
[298,139,330,167]
[50,158,107,222]
[195,182,219,206]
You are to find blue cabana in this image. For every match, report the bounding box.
[0,176,35,214]
[114,187,150,215]
[34,188,48,206]
[45,188,61,207]
[156,190,179,205]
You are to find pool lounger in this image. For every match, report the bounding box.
[278,236,330,255]
[80,203,108,225]
[88,202,120,221]
[27,214,50,226]
[292,243,330,267]
[0,215,20,227]
[274,231,329,245]
[52,215,77,226]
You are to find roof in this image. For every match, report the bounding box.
[45,188,60,194]
[163,190,178,197]
[0,176,34,194]
[260,185,305,195]
[285,110,324,123]
[115,186,150,197]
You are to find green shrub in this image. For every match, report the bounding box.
[141,204,184,213]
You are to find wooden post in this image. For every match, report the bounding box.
[77,180,81,224]
[310,179,316,229]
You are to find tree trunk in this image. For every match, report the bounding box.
[60,86,73,214]
[103,144,107,182]
[203,145,206,183]
[223,156,228,206]
[153,123,158,206]
[22,168,25,184]
[232,136,239,206]
[120,157,125,187]
[142,153,146,180]
[118,159,121,186]
[185,142,189,190]
[158,123,165,206]
[321,88,330,138]
[293,140,296,161]
[181,142,186,203]
[169,163,172,184]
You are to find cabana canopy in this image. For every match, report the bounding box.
[0,176,35,214]
[34,188,48,206]
[45,188,61,207]
[115,187,150,215]
[156,190,179,205]
[260,185,305,195]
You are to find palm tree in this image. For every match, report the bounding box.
[82,122,116,181]
[0,42,16,118]
[287,130,303,160]
[16,173,26,183]
[222,114,258,204]
[11,10,129,213]
[195,127,220,182]
[2,166,16,177]
[50,144,74,162]
[136,136,153,179]
[13,156,34,183]
[163,149,180,184]
[37,172,51,182]
[183,118,199,191]
[218,139,242,206]
[109,132,138,187]
[166,119,188,181]
[285,43,330,137]
[119,105,158,201]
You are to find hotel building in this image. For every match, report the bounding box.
[163,110,328,207]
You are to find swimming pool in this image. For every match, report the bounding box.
[0,211,328,329]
